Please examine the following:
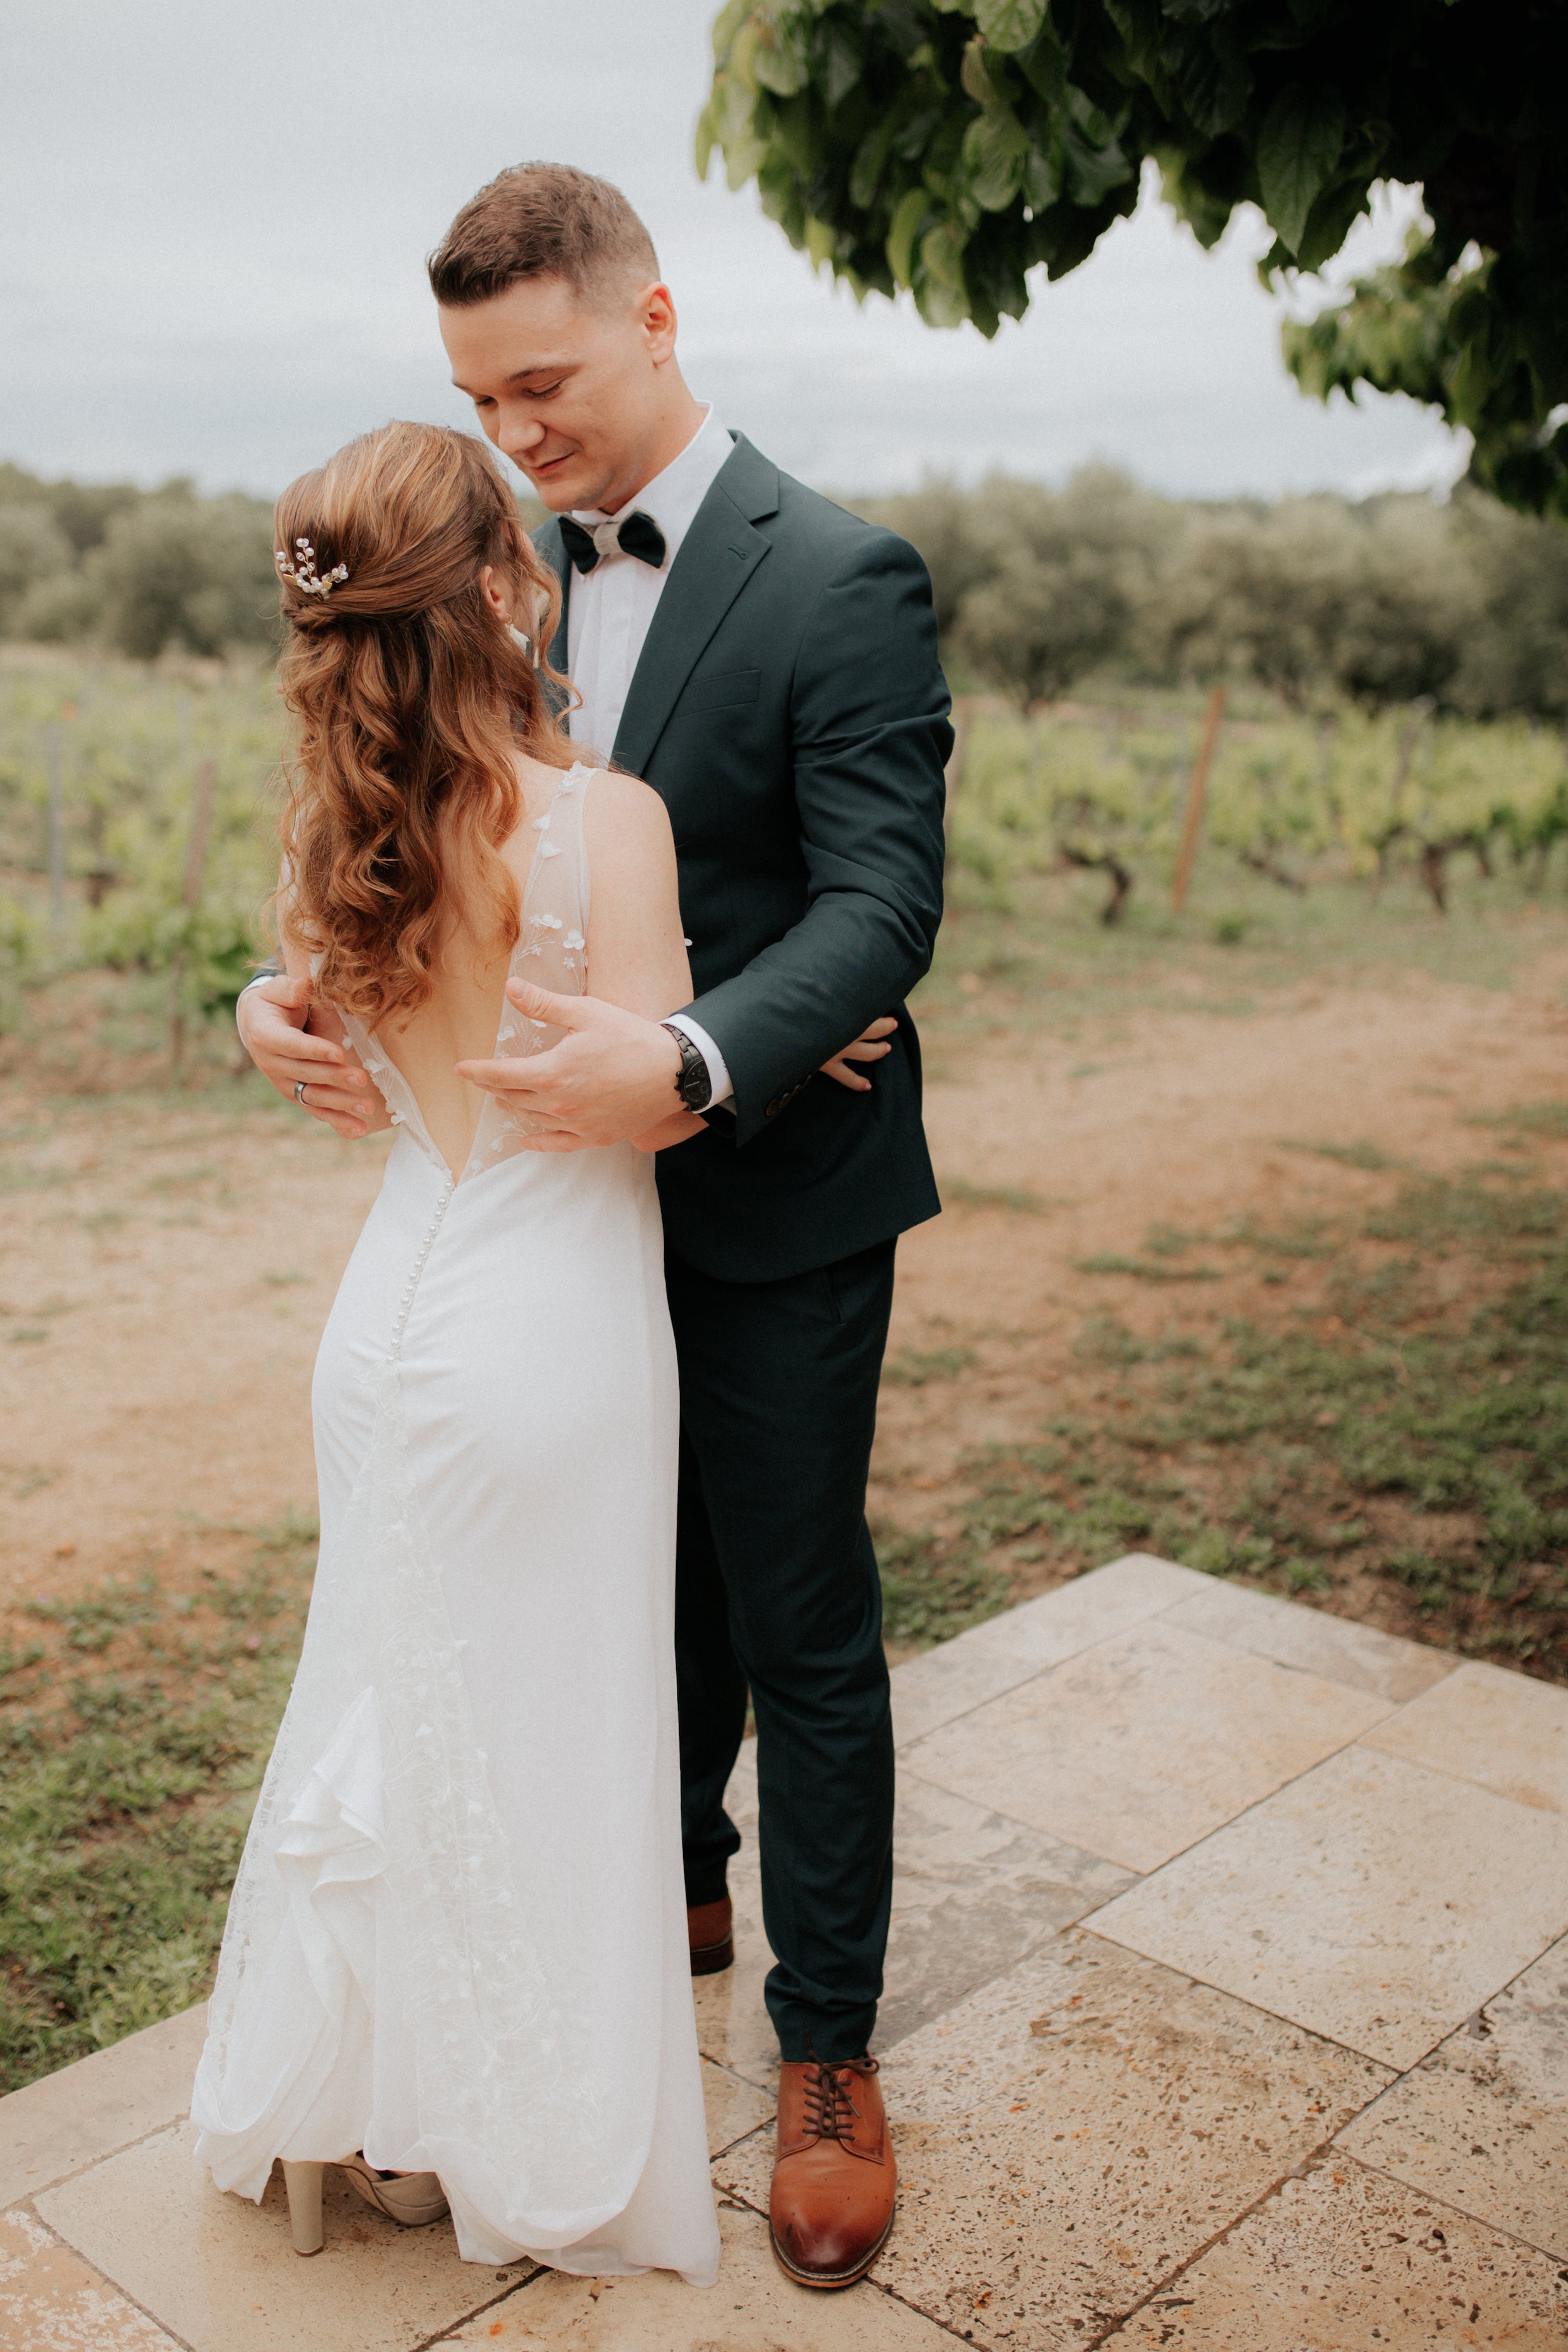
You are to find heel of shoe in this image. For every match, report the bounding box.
[689,1931,734,1976]
[283,2161,324,2256]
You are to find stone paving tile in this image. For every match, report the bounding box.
[1337,1931,1568,2260]
[1094,1744,1568,2070]
[957,1556,1209,1673]
[1363,1658,1568,1814]
[431,2203,955,2346]
[701,2061,773,2158]
[891,1555,1207,1750]
[714,1930,1389,2351]
[0,2000,208,2210]
[1101,2159,1568,2348]
[878,1776,1134,2052]
[1160,1581,1456,1704]
[904,1618,1391,1875]
[890,1638,1054,1754]
[693,1749,1134,2083]
[34,2121,520,2352]
[0,2205,180,2350]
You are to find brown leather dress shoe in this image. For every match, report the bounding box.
[687,1894,733,1976]
[769,2057,896,2289]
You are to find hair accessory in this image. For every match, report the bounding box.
[275,536,349,597]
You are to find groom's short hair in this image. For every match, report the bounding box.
[428,164,659,309]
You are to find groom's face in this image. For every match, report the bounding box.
[440,271,677,516]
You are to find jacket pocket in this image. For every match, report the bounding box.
[679,667,762,715]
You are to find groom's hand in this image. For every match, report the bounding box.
[457,983,687,1151]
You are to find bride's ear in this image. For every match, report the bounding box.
[478,563,513,627]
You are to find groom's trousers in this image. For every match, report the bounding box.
[666,1236,897,2065]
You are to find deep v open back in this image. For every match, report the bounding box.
[337,760,595,1185]
[191,764,719,2284]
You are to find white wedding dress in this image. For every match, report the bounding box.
[192,765,720,2286]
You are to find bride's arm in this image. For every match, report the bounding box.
[581,775,706,1153]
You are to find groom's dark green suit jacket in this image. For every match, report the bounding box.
[534,433,950,1286]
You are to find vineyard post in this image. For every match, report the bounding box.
[45,723,66,948]
[1172,686,1227,913]
[167,756,218,1085]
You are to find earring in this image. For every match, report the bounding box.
[508,623,537,665]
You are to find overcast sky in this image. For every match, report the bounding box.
[2,0,1465,504]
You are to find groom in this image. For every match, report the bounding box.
[239,162,948,2290]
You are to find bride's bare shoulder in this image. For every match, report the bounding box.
[580,770,675,864]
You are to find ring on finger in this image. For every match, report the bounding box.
[294,1079,310,1108]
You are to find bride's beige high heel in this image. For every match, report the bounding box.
[282,2162,326,2256]
[282,2155,449,2255]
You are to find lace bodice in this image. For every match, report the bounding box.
[333,763,593,1187]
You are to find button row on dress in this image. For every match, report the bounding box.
[391,1182,455,1350]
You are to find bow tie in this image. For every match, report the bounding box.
[559,509,667,576]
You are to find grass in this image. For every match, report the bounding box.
[1280,1138,1411,1172]
[1076,1251,1222,1281]
[938,1175,1057,1214]
[875,1160,1568,1678]
[0,1520,315,2094]
[876,1526,1012,1648]
[915,857,1568,1056]
[1464,1099,1568,1141]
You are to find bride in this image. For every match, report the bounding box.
[191,420,724,2281]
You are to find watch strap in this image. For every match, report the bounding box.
[660,1021,713,1113]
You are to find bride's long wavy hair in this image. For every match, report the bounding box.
[273,421,574,1022]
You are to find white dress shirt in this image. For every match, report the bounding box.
[566,404,736,1107]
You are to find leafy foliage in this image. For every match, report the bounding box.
[860,470,1568,716]
[0,465,278,659]
[700,1,1568,513]
[0,660,281,1027]
[947,701,1568,923]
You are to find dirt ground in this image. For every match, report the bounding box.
[3,946,1566,1622]
[871,948,1568,1534]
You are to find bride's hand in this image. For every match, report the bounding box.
[236,976,390,1138]
[632,1110,707,1153]
[820,1016,897,1093]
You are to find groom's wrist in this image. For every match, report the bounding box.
[663,1015,733,1110]
[660,1020,714,1112]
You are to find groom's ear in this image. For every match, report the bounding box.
[636,281,679,368]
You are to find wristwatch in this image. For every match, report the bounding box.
[660,1022,713,1113]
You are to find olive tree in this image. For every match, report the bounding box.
[699,1,1568,514]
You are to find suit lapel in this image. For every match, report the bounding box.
[611,435,779,779]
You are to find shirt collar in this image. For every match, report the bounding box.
[571,404,730,571]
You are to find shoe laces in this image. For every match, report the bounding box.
[801,2055,877,2144]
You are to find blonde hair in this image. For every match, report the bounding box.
[274,421,572,1022]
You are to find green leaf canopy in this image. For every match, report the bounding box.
[697,1,1568,517]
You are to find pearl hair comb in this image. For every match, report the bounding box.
[275,537,349,597]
